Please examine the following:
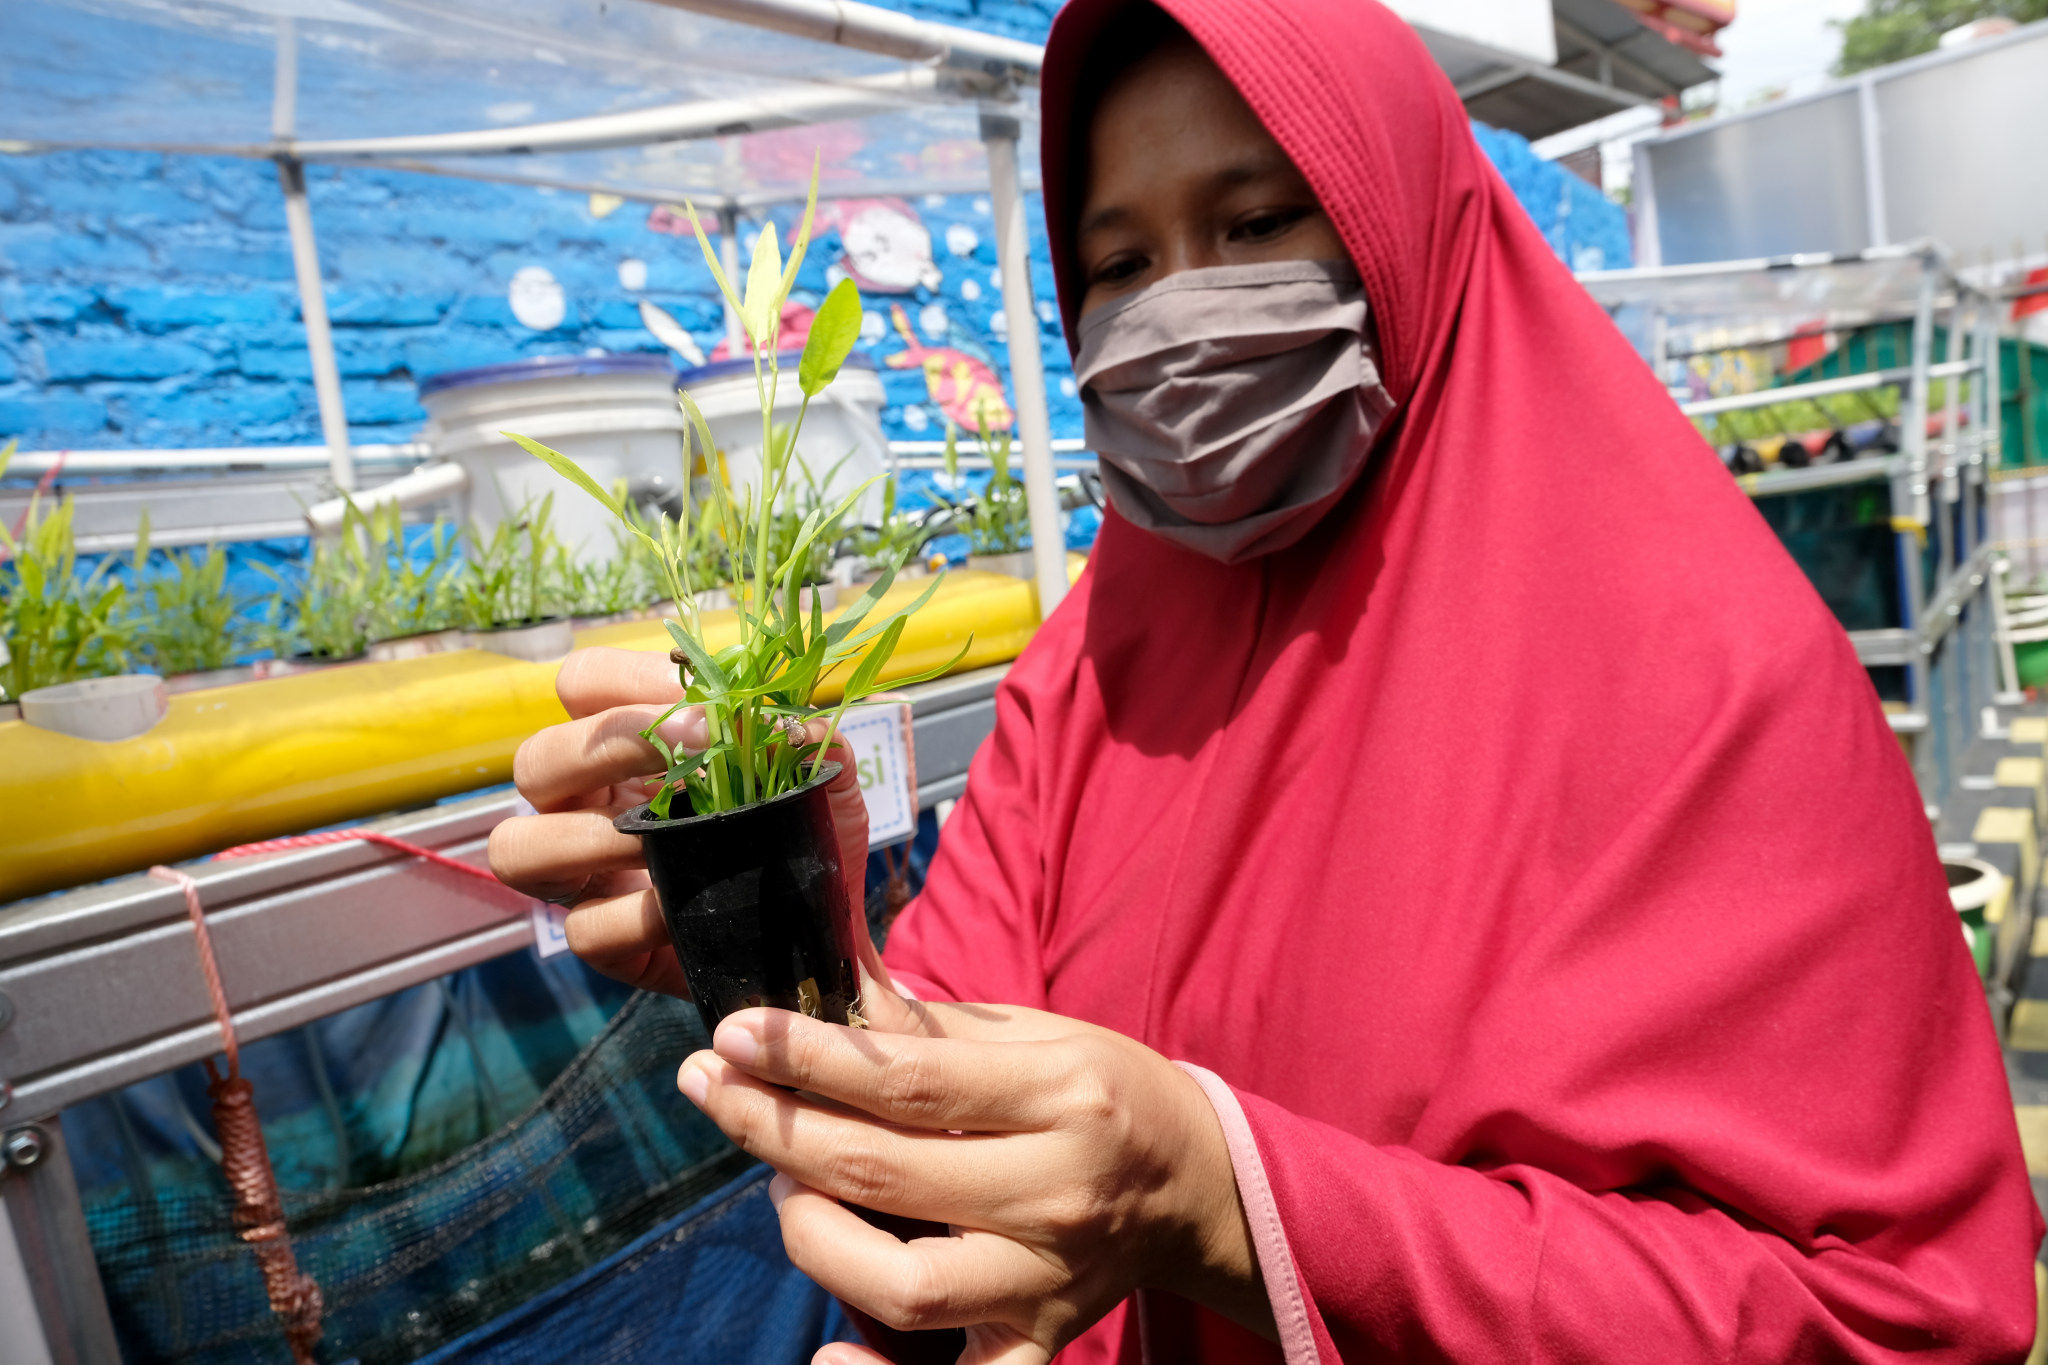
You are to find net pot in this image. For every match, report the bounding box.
[478,618,575,663]
[615,761,861,1035]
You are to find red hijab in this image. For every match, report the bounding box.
[885,0,2042,1359]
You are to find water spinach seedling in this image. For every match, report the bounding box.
[943,419,1031,555]
[1,441,135,699]
[507,164,970,822]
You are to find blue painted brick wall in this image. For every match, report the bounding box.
[0,0,1624,458]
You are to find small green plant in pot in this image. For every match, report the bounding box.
[258,505,382,666]
[849,473,934,584]
[458,493,578,662]
[361,503,463,659]
[1,441,135,701]
[131,539,251,680]
[507,169,967,1033]
[944,420,1035,577]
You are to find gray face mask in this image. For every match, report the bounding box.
[1074,259,1395,564]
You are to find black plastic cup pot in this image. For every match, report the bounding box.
[615,760,863,1036]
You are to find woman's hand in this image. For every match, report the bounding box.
[487,646,876,996]
[680,988,1272,1363]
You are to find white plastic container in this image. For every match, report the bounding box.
[20,674,169,742]
[678,352,889,524]
[477,619,576,663]
[420,354,687,558]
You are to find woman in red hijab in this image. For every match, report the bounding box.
[489,0,2043,1359]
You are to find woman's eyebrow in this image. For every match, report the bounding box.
[1077,204,1133,237]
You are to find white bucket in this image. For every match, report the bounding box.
[679,352,889,525]
[420,354,687,558]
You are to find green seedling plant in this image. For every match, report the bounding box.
[363,502,460,643]
[849,473,933,576]
[1,441,135,699]
[131,539,250,676]
[260,512,379,660]
[570,523,653,618]
[505,161,969,818]
[943,419,1031,554]
[457,493,573,632]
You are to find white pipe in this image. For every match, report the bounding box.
[983,111,1065,618]
[2,443,427,475]
[304,462,471,536]
[292,70,939,160]
[277,158,354,492]
[635,0,1042,81]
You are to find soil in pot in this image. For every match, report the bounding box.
[615,760,862,1034]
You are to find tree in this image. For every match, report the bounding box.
[1831,0,2047,75]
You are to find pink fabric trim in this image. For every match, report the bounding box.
[1176,1062,1321,1365]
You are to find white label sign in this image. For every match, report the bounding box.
[839,700,919,849]
[531,900,572,958]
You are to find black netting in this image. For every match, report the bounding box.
[87,991,748,1364]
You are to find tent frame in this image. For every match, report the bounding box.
[6,0,1070,616]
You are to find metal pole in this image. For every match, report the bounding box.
[982,109,1066,618]
[0,1117,122,1365]
[1903,256,1937,790]
[271,20,352,496]
[1855,77,1889,249]
[278,159,355,494]
[1938,297,1964,577]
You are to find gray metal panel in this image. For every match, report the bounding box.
[0,662,1010,1122]
[1875,26,2048,261]
[1643,90,1871,264]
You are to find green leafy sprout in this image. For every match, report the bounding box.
[505,162,970,819]
[1,440,135,699]
[941,418,1031,555]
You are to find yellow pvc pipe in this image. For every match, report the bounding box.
[0,563,1078,904]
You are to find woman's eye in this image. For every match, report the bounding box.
[1092,255,1147,286]
[1230,207,1310,243]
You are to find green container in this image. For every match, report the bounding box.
[1945,856,2004,980]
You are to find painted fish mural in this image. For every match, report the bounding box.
[884,303,1013,432]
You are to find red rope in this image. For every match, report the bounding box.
[215,828,509,886]
[145,827,515,1364]
[149,864,243,1074]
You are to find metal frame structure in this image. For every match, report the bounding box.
[1581,243,2010,799]
[1629,18,2048,267]
[0,661,1010,1363]
[4,0,1071,617]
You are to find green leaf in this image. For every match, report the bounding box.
[743,221,783,347]
[502,433,625,519]
[779,156,821,299]
[665,619,731,694]
[838,615,905,703]
[798,278,863,398]
[683,201,744,323]
[849,636,973,699]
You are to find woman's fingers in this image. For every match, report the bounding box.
[712,1009,1072,1133]
[513,704,707,813]
[772,1175,1060,1337]
[681,1053,1045,1223]
[554,646,684,719]
[562,887,691,996]
[488,810,646,900]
